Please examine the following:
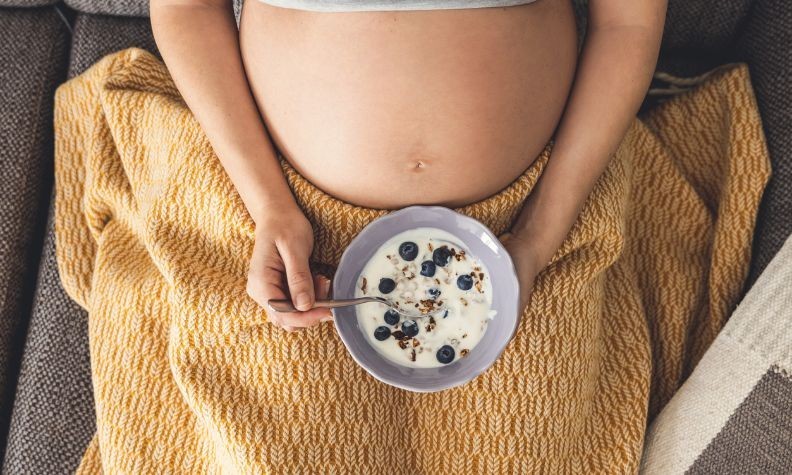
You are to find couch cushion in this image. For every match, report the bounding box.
[0,205,95,475]
[662,0,753,53]
[64,0,148,17]
[733,0,792,286]
[66,14,158,76]
[2,14,158,475]
[0,1,58,7]
[0,5,68,460]
[65,0,244,20]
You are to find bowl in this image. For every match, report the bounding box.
[332,205,521,392]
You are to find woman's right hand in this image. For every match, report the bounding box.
[151,1,332,332]
[245,204,333,331]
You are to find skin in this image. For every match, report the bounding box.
[239,1,577,208]
[150,0,666,330]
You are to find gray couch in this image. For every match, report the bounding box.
[0,1,789,473]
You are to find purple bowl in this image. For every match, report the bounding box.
[332,205,520,392]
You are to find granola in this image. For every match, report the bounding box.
[355,227,496,368]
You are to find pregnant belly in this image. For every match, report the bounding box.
[240,0,578,209]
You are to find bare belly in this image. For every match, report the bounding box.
[240,0,578,209]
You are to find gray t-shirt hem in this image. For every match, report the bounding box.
[257,0,538,12]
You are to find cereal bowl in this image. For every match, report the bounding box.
[332,205,521,392]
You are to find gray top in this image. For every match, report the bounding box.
[257,0,539,12]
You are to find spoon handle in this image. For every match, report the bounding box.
[267,297,379,313]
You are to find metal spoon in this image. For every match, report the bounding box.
[267,296,442,319]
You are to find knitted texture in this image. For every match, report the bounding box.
[53,49,769,473]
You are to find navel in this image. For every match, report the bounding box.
[402,141,433,172]
[405,157,431,172]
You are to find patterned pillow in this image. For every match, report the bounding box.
[641,236,792,474]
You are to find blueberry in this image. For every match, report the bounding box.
[378,278,396,294]
[398,241,419,261]
[374,326,391,341]
[436,345,455,364]
[427,287,441,299]
[420,260,436,277]
[384,309,400,326]
[432,246,452,267]
[457,274,474,291]
[401,320,419,338]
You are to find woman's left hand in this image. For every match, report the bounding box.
[501,232,544,314]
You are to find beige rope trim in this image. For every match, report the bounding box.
[648,62,745,96]
[647,85,690,96]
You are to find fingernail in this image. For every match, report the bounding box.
[295,292,311,311]
[321,315,334,323]
[323,278,331,294]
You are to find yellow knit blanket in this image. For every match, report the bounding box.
[55,49,769,473]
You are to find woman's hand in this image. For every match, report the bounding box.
[152,0,327,331]
[501,231,544,314]
[246,205,333,331]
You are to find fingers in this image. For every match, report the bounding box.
[247,268,332,331]
[249,279,331,331]
[314,274,334,324]
[282,274,332,328]
[506,245,539,312]
[314,273,332,300]
[277,307,332,330]
[278,241,315,312]
[279,274,332,330]
[246,235,334,331]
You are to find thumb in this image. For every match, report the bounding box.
[279,242,315,312]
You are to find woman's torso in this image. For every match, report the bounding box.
[240,0,578,209]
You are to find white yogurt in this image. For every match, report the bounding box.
[355,227,495,368]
